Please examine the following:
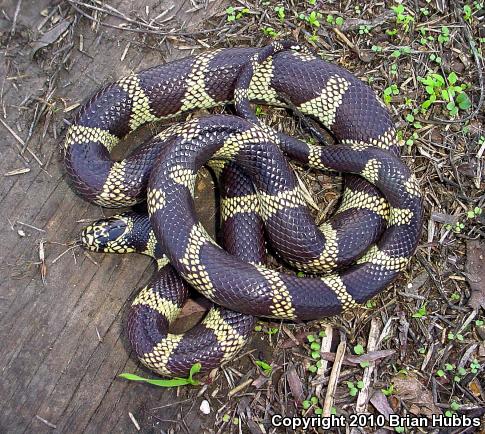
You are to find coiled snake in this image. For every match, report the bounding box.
[64,41,424,377]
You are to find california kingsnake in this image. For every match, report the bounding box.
[66,41,423,377]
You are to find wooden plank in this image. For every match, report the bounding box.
[0,0,227,432]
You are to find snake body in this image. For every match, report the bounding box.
[67,42,424,376]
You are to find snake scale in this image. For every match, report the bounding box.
[64,41,424,377]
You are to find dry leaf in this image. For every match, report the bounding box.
[392,373,442,417]
[286,365,304,404]
[370,390,394,419]
[32,19,72,56]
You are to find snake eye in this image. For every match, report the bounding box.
[81,216,129,252]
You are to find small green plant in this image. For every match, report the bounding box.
[307,32,319,44]
[354,344,365,355]
[391,3,415,32]
[308,359,322,373]
[463,4,473,22]
[371,45,382,52]
[381,383,394,396]
[254,324,278,335]
[445,221,465,233]
[226,6,249,22]
[359,25,371,35]
[475,319,484,326]
[255,105,264,116]
[420,7,430,16]
[262,27,279,38]
[326,14,344,26]
[119,362,201,387]
[266,327,278,335]
[419,72,471,116]
[445,363,456,371]
[226,6,249,23]
[412,303,427,318]
[470,359,480,374]
[302,396,322,414]
[299,11,322,27]
[274,6,285,21]
[447,332,464,341]
[438,26,450,44]
[454,366,467,382]
[467,207,482,218]
[429,53,442,65]
[451,401,461,411]
[308,339,321,358]
[450,291,461,301]
[383,84,399,104]
[436,369,446,378]
[366,299,376,308]
[347,381,364,397]
[390,63,398,77]
[255,360,273,376]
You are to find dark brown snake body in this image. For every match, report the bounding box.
[66,42,423,376]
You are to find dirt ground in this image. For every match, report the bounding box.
[0,0,484,433]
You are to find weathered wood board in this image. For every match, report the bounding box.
[0,1,227,432]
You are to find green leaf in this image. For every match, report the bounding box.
[335,17,344,26]
[450,401,461,411]
[354,344,365,355]
[255,360,272,375]
[448,72,458,85]
[311,342,321,351]
[188,362,201,382]
[456,92,472,109]
[119,373,194,387]
[119,362,201,387]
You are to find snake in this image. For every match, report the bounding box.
[65,41,424,377]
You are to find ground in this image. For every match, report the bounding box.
[0,0,484,433]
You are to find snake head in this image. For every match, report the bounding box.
[81,215,134,254]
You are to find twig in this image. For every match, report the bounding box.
[68,1,225,38]
[35,415,56,429]
[0,117,44,166]
[322,341,346,417]
[315,324,333,399]
[10,0,22,35]
[355,318,381,414]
